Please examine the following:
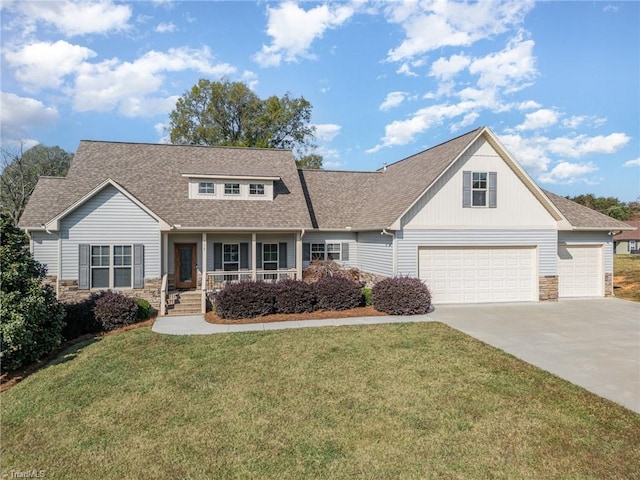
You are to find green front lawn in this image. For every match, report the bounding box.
[2,324,639,479]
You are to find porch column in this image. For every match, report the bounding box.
[251,233,257,281]
[162,231,169,275]
[296,231,303,280]
[201,233,207,313]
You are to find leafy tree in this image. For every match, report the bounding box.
[0,213,66,372]
[296,153,323,169]
[169,79,319,160]
[567,194,630,221]
[1,144,73,223]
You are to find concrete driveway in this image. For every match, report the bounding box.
[428,298,640,413]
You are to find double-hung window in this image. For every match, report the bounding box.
[327,243,341,261]
[472,172,487,207]
[250,183,265,196]
[223,244,239,271]
[224,183,240,195]
[90,245,132,288]
[263,243,278,271]
[198,182,215,195]
[311,243,326,261]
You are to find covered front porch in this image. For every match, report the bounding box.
[159,230,304,315]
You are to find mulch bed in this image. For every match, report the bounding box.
[205,306,387,325]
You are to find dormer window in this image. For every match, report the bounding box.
[472,172,487,207]
[198,182,215,195]
[250,183,265,196]
[224,183,240,195]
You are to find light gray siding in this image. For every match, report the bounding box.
[60,185,161,280]
[32,231,59,276]
[559,231,613,273]
[356,231,393,277]
[302,231,358,268]
[396,229,558,277]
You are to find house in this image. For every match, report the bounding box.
[19,126,633,314]
[614,221,640,254]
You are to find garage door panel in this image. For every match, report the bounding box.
[558,245,602,297]
[419,247,537,304]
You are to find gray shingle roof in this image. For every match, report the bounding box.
[20,141,313,230]
[543,190,633,231]
[300,127,483,229]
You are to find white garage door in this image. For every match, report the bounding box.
[558,245,602,297]
[419,247,537,304]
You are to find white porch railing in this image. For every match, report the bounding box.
[206,269,298,291]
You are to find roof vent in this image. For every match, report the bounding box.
[383,162,387,172]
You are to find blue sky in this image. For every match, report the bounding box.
[1,0,638,201]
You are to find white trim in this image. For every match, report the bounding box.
[44,178,171,231]
[182,173,280,181]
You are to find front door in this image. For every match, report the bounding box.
[175,243,197,289]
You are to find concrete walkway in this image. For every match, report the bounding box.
[152,298,640,413]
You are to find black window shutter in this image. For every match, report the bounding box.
[133,244,144,288]
[302,243,310,261]
[279,242,287,269]
[341,242,349,262]
[256,242,263,268]
[78,244,90,290]
[489,172,497,208]
[240,243,249,269]
[213,243,222,270]
[462,171,471,208]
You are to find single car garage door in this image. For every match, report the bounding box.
[419,247,537,304]
[558,245,603,297]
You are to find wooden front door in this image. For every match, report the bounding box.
[175,243,197,289]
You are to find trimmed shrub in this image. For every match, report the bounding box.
[274,279,315,314]
[361,287,373,306]
[216,281,276,319]
[62,293,103,340]
[373,277,432,315]
[94,291,140,331]
[314,275,362,311]
[135,297,153,320]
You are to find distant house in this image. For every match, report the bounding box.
[614,221,640,254]
[19,126,633,314]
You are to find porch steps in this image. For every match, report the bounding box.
[166,290,203,316]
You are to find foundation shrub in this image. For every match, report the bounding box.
[216,281,276,319]
[62,293,104,340]
[94,291,140,331]
[135,297,153,320]
[373,277,432,315]
[313,276,362,311]
[274,279,316,314]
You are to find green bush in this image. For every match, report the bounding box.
[135,297,153,320]
[373,277,431,315]
[0,214,65,372]
[361,287,373,306]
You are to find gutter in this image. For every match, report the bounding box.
[381,228,397,276]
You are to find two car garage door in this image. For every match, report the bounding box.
[419,244,603,304]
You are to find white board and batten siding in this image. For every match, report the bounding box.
[60,185,161,280]
[356,231,393,277]
[31,231,59,276]
[557,231,611,298]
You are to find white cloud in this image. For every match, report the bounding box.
[623,158,640,167]
[14,0,132,36]
[517,100,541,110]
[429,54,470,80]
[538,161,598,184]
[73,47,236,115]
[516,108,559,131]
[379,91,407,111]
[154,122,171,144]
[396,63,418,77]
[1,92,58,140]
[313,124,341,142]
[241,70,259,90]
[5,40,97,90]
[254,1,354,67]
[386,0,534,62]
[155,22,177,33]
[562,115,607,129]
[603,4,619,13]
[546,133,630,158]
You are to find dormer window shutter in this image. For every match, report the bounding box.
[489,172,497,208]
[462,171,472,208]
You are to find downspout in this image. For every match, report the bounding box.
[381,229,396,276]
